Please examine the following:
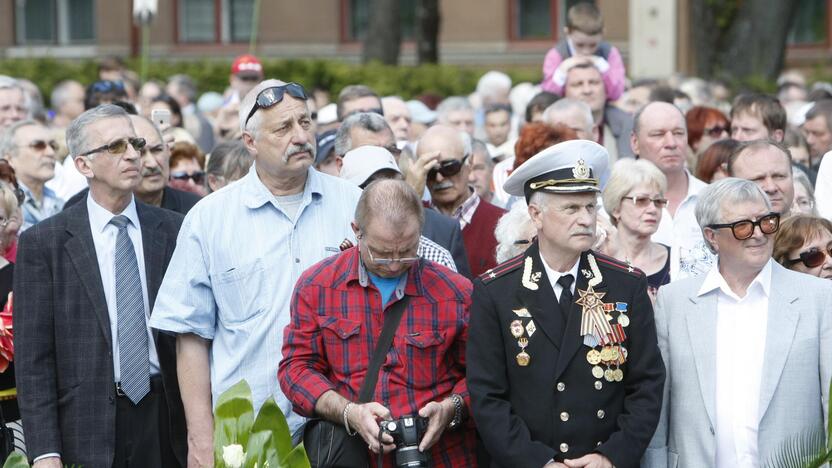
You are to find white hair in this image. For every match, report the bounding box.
[695,177,772,253]
[239,78,287,135]
[495,202,537,263]
[543,98,594,132]
[477,71,512,99]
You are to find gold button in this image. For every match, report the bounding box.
[560,443,569,453]
[597,410,606,419]
[594,380,603,390]
[560,411,569,421]
[557,382,566,392]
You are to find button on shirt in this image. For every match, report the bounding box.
[652,171,714,280]
[699,259,772,468]
[87,194,159,380]
[149,165,361,433]
[20,182,64,231]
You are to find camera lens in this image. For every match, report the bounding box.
[395,446,429,467]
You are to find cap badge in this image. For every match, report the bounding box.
[572,159,590,179]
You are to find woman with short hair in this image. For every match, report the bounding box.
[774,215,832,279]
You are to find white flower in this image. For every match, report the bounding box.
[222,444,245,468]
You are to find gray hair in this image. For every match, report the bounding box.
[0,76,29,115]
[0,119,40,158]
[336,85,380,121]
[695,177,772,253]
[792,167,816,215]
[168,74,198,103]
[471,138,493,168]
[602,159,668,225]
[459,131,473,159]
[476,71,512,100]
[495,202,536,262]
[436,96,473,123]
[354,178,425,233]
[50,80,82,110]
[632,101,686,136]
[335,112,392,157]
[727,139,792,175]
[67,104,131,159]
[240,79,287,135]
[206,140,253,192]
[543,98,594,131]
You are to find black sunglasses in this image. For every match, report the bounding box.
[787,246,832,268]
[78,137,146,157]
[170,170,205,185]
[708,212,780,240]
[90,80,125,94]
[243,83,308,128]
[427,155,469,181]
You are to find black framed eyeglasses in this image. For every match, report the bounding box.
[90,80,125,94]
[621,195,668,209]
[170,171,205,185]
[787,246,832,268]
[427,155,469,181]
[707,212,780,240]
[78,137,146,157]
[243,83,308,128]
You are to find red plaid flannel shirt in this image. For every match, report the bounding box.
[279,247,477,467]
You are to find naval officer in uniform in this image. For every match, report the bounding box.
[467,139,666,468]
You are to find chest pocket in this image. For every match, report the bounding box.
[213,258,266,324]
[401,330,447,389]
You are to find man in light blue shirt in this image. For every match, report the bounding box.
[0,120,64,230]
[149,79,361,466]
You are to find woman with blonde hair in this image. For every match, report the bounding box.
[602,159,670,299]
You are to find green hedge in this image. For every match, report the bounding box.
[0,58,542,106]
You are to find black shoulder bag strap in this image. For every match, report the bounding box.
[358,295,411,403]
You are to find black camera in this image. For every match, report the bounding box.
[379,415,430,467]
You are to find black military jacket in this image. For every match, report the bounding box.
[467,242,665,468]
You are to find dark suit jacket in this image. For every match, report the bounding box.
[65,186,201,216]
[422,208,472,278]
[467,243,665,468]
[14,198,186,467]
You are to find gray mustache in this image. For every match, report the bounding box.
[286,143,315,158]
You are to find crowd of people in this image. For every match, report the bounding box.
[2,3,832,468]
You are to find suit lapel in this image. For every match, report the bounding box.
[137,202,166,312]
[685,284,718,429]
[514,243,565,350]
[758,264,799,422]
[554,252,602,381]
[64,202,113,349]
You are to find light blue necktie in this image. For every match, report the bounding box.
[110,215,150,404]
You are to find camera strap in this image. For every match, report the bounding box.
[358,295,411,403]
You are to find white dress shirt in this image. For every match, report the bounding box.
[698,259,772,468]
[87,194,159,381]
[540,254,580,301]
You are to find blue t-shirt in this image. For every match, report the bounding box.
[368,271,402,306]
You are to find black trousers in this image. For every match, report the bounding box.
[113,375,164,468]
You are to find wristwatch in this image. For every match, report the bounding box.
[447,394,464,430]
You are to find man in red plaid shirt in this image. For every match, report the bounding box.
[279,179,476,467]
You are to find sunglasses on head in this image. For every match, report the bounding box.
[788,246,832,268]
[427,155,469,181]
[704,124,730,138]
[78,137,146,157]
[243,83,308,128]
[170,170,205,185]
[621,195,668,209]
[707,212,780,240]
[24,140,59,152]
[90,80,125,94]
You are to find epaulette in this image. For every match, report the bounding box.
[479,253,525,284]
[592,251,645,278]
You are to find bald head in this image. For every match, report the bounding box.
[631,101,688,175]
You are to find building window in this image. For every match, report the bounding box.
[15,0,95,45]
[510,0,560,40]
[346,0,416,41]
[177,0,253,43]
[788,0,829,45]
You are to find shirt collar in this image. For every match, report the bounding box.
[19,181,57,203]
[698,258,773,300]
[346,246,420,297]
[452,188,480,224]
[241,164,321,210]
[86,192,139,234]
[539,252,581,289]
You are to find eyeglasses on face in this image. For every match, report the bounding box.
[358,235,419,266]
[170,171,205,185]
[787,246,832,269]
[243,83,308,128]
[621,195,668,209]
[704,124,730,138]
[78,137,146,157]
[21,140,59,152]
[707,212,780,240]
[427,155,469,181]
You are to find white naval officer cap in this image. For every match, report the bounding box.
[503,139,609,201]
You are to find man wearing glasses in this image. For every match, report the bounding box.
[14,104,186,467]
[419,125,506,277]
[645,177,832,468]
[279,179,476,467]
[149,79,361,466]
[0,120,64,230]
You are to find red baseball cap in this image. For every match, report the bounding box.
[231,54,263,77]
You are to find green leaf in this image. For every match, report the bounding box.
[279,444,311,468]
[251,397,293,458]
[244,431,273,468]
[2,453,29,468]
[763,429,826,468]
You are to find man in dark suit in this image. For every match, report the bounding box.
[64,114,201,215]
[467,140,665,468]
[14,104,185,467]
